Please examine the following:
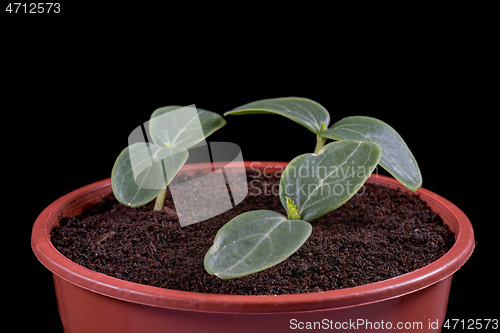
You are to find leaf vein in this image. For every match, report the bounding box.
[298,142,361,215]
[219,217,285,274]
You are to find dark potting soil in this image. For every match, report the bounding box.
[51,170,455,295]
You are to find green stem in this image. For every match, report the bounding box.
[314,135,327,154]
[154,188,167,211]
[314,122,328,154]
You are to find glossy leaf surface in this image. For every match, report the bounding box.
[320,116,422,191]
[204,210,312,279]
[150,105,226,149]
[224,97,330,134]
[111,143,188,207]
[279,140,381,221]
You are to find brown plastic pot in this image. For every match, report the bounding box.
[32,161,474,333]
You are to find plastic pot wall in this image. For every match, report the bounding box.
[32,162,475,333]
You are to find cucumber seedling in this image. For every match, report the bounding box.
[204,97,422,278]
[111,106,226,211]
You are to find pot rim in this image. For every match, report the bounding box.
[31,161,474,313]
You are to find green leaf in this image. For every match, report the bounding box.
[204,210,312,279]
[149,105,226,149]
[224,97,330,134]
[111,143,188,207]
[320,116,422,191]
[279,140,381,221]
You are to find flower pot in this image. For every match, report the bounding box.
[32,161,474,333]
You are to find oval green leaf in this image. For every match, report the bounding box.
[149,105,226,149]
[224,97,330,134]
[320,116,422,191]
[204,210,312,279]
[279,140,381,221]
[111,143,188,207]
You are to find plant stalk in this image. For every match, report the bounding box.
[314,135,327,154]
[154,188,167,211]
[314,122,328,154]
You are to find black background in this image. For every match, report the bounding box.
[3,4,496,332]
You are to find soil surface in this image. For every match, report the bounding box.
[51,170,455,295]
